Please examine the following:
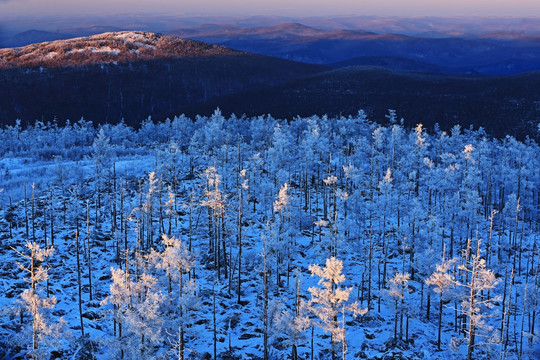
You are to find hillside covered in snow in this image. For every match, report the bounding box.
[0,31,244,69]
[0,111,539,360]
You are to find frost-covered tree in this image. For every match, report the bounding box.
[273,302,311,360]
[153,234,196,360]
[272,183,291,288]
[15,241,65,358]
[387,272,410,342]
[236,166,248,304]
[201,166,227,280]
[268,123,295,186]
[425,247,457,350]
[308,257,367,360]
[92,128,114,186]
[142,172,159,249]
[103,265,164,358]
[457,238,501,360]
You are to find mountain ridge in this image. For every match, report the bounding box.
[0,31,328,127]
[166,23,540,75]
[4,23,540,75]
[0,31,245,69]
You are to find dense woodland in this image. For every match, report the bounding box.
[2,61,539,142]
[188,68,540,142]
[0,110,539,360]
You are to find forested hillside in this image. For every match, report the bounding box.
[0,111,538,359]
[0,31,327,128]
[187,67,540,142]
[3,32,540,142]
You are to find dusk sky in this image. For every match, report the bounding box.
[1,0,540,17]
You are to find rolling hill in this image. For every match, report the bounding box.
[0,31,327,127]
[182,66,540,141]
[0,31,243,69]
[1,31,539,142]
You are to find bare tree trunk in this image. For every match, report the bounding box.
[263,255,269,360]
[437,293,443,350]
[179,267,184,360]
[50,187,55,247]
[24,182,29,239]
[237,155,244,304]
[76,227,85,338]
[520,284,527,357]
[311,325,314,360]
[213,282,217,360]
[86,201,93,301]
[31,183,35,243]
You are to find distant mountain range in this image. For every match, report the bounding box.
[167,22,540,75]
[0,30,539,141]
[3,20,540,75]
[3,14,540,39]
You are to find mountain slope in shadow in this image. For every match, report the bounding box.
[184,66,540,141]
[0,31,327,127]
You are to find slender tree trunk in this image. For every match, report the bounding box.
[263,252,269,360]
[437,293,443,350]
[394,299,398,340]
[24,182,29,239]
[520,284,527,357]
[237,174,244,304]
[31,183,35,243]
[50,187,55,247]
[179,267,184,360]
[86,201,93,301]
[213,282,217,360]
[311,325,314,360]
[76,227,85,338]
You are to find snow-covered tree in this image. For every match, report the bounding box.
[387,272,410,342]
[457,238,501,360]
[153,234,196,360]
[425,247,458,350]
[103,264,164,358]
[201,166,227,280]
[273,302,311,360]
[15,241,65,358]
[308,257,367,360]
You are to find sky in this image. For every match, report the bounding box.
[1,0,540,17]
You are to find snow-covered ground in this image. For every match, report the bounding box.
[0,111,538,359]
